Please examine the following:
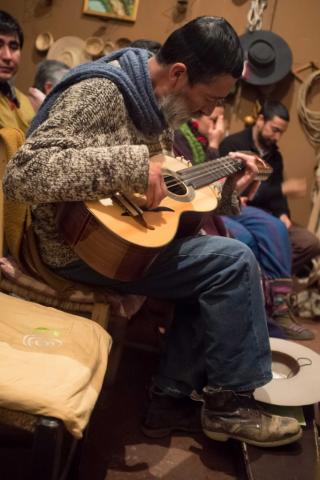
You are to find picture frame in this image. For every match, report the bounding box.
[82,0,140,22]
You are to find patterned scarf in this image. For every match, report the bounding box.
[28,48,166,136]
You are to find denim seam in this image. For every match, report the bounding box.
[245,260,272,387]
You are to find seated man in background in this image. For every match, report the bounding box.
[175,105,314,340]
[220,101,319,335]
[220,100,320,278]
[33,59,70,95]
[27,59,70,112]
[0,10,34,131]
[4,16,302,447]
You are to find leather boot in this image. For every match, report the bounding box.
[267,278,314,340]
[201,387,302,447]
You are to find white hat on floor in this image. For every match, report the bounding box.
[254,338,320,406]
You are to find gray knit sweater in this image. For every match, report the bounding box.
[3,77,238,268]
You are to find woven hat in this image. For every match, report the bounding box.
[116,37,131,49]
[47,36,91,68]
[254,338,320,406]
[35,32,54,52]
[85,37,105,57]
[103,40,116,55]
[240,30,293,86]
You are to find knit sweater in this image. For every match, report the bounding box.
[4,76,236,269]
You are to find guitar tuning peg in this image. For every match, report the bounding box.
[177,155,191,167]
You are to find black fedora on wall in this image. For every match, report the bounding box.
[240,30,293,86]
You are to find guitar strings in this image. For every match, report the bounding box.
[164,158,243,189]
[164,157,271,190]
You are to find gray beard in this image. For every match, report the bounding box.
[158,93,192,130]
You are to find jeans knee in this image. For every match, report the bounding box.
[228,237,257,264]
[274,217,290,238]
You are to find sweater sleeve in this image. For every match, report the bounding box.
[206,146,240,215]
[3,78,150,204]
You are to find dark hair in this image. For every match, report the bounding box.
[259,100,290,122]
[0,10,24,48]
[130,39,161,55]
[33,60,70,93]
[156,16,243,85]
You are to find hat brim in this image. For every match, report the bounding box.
[240,30,293,86]
[254,338,320,406]
[47,36,91,68]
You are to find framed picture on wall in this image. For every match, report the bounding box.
[82,0,140,22]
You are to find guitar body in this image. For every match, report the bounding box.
[57,156,220,281]
[58,154,271,281]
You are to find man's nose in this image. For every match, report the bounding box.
[273,132,281,142]
[0,45,14,61]
[202,102,216,116]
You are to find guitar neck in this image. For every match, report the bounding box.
[177,155,271,189]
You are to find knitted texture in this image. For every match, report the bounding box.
[29,48,166,137]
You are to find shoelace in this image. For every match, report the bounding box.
[283,295,309,333]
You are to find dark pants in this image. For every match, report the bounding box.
[289,224,320,276]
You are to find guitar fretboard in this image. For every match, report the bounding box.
[177,155,271,189]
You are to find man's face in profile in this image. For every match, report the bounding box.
[159,73,235,130]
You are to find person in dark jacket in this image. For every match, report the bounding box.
[220,100,320,338]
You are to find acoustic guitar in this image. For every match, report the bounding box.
[57,154,272,281]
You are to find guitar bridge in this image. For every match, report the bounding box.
[113,192,155,230]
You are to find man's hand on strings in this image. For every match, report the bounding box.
[146,161,168,209]
[229,151,264,200]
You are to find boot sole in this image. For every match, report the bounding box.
[203,428,302,447]
[285,333,315,341]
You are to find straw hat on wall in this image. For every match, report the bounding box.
[47,36,91,67]
[85,37,105,57]
[35,32,54,52]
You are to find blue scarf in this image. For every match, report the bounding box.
[28,48,166,136]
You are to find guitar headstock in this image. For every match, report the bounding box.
[233,151,273,182]
[255,157,273,181]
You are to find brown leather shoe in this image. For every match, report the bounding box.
[273,310,315,340]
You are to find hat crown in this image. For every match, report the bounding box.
[248,39,275,68]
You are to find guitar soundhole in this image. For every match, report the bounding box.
[164,174,188,196]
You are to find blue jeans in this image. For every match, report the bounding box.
[54,235,272,395]
[222,206,292,279]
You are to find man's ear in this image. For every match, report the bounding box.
[256,114,265,128]
[168,63,187,88]
[43,81,54,95]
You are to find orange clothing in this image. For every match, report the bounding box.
[0,87,34,132]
